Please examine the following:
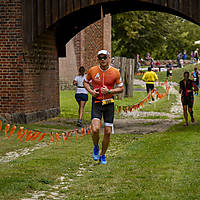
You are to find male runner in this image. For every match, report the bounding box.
[84,50,123,164]
[179,72,198,126]
[142,67,158,102]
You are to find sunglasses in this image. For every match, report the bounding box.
[98,55,108,60]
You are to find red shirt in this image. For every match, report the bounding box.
[85,66,123,100]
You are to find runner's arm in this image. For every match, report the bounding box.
[179,82,182,94]
[142,74,146,82]
[73,80,77,86]
[110,86,123,94]
[83,80,99,97]
[73,76,77,86]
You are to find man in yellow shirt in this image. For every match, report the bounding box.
[142,67,158,101]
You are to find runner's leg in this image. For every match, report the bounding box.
[91,118,101,147]
[79,101,86,120]
[183,105,188,126]
[101,126,112,155]
[188,107,194,122]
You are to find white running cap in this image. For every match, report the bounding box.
[97,50,110,56]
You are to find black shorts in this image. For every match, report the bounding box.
[181,95,194,108]
[75,93,88,102]
[146,84,154,93]
[91,99,114,126]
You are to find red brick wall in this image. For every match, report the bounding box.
[23,31,60,123]
[59,14,112,85]
[0,1,59,123]
[0,0,24,120]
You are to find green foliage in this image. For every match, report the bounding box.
[112,11,200,59]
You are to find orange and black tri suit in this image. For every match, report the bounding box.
[85,65,123,126]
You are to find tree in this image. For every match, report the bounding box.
[112,11,200,60]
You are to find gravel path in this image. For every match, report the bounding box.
[0,143,48,163]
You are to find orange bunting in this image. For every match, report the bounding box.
[31,132,41,141]
[8,125,16,139]
[128,106,132,112]
[28,131,37,140]
[48,133,55,145]
[62,133,65,143]
[19,129,27,142]
[5,124,10,137]
[84,128,87,136]
[25,130,33,142]
[17,127,24,141]
[70,131,73,137]
[38,133,47,141]
[123,106,127,113]
[115,105,117,112]
[75,130,79,141]
[63,132,70,144]
[81,128,84,137]
[56,133,60,145]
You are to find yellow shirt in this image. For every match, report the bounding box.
[142,71,158,84]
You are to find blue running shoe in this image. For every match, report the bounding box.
[99,155,107,165]
[92,145,100,161]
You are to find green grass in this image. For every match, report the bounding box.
[136,64,200,83]
[60,90,92,122]
[1,88,200,199]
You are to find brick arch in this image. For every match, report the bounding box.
[24,0,200,57]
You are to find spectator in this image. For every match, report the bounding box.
[183,50,187,60]
[150,58,154,68]
[177,52,182,68]
[191,51,194,63]
[145,53,152,61]
[194,48,199,62]
[166,60,173,82]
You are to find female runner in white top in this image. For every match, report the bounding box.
[73,66,88,127]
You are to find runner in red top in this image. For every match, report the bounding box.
[84,50,123,164]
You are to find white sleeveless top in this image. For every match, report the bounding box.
[74,74,88,94]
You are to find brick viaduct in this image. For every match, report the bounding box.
[1,0,200,123]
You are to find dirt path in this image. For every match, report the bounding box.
[114,118,181,134]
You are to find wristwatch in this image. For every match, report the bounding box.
[108,90,111,94]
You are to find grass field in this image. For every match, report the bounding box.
[1,75,200,199]
[1,101,200,199]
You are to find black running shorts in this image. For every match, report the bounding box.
[181,95,194,108]
[146,84,154,93]
[91,99,114,127]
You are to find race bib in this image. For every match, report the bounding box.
[194,78,197,81]
[102,99,114,105]
[169,70,172,74]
